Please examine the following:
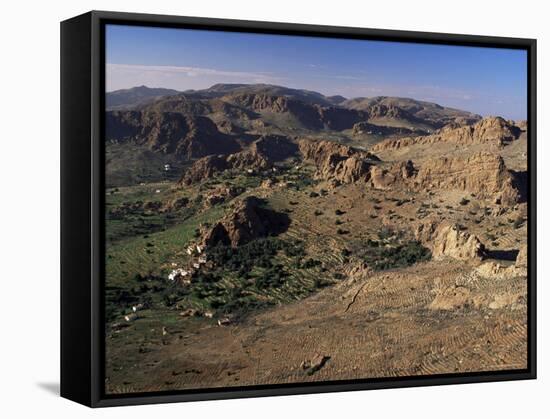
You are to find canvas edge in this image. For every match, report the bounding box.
[59,10,537,408]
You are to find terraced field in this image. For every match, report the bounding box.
[106,258,526,393]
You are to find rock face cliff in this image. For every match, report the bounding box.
[105,110,241,158]
[178,135,298,185]
[225,93,371,131]
[342,96,481,128]
[372,117,522,152]
[178,155,229,186]
[369,160,416,190]
[201,197,290,247]
[298,139,380,184]
[415,219,485,261]
[431,223,486,260]
[366,152,522,204]
[414,152,520,204]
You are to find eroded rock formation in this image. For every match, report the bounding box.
[415,219,485,261]
[372,117,522,152]
[178,155,229,186]
[179,135,298,185]
[298,139,379,184]
[106,110,241,158]
[414,152,520,204]
[201,196,290,247]
[431,223,486,260]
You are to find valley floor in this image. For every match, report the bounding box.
[105,258,527,393]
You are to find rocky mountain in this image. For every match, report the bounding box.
[178,135,299,185]
[183,83,345,107]
[108,84,482,139]
[372,117,523,152]
[105,84,520,197]
[342,96,481,129]
[367,152,523,205]
[138,94,258,121]
[105,110,241,159]
[414,152,522,204]
[298,139,380,184]
[201,196,290,247]
[106,86,180,109]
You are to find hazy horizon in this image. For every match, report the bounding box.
[106,24,528,120]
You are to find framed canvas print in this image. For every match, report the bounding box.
[60,10,536,407]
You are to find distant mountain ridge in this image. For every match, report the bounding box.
[105,84,484,171]
[106,86,181,109]
[107,84,481,126]
[342,96,481,128]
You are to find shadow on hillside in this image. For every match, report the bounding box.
[486,248,519,261]
[259,206,292,236]
[511,170,528,203]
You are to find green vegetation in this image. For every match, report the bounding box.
[353,229,431,271]
[105,143,186,187]
[106,227,334,323]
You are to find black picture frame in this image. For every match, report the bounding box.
[61,10,537,408]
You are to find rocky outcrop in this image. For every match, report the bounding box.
[201,197,290,247]
[162,196,190,212]
[203,186,244,208]
[475,261,526,280]
[428,286,472,310]
[298,139,379,184]
[178,155,229,186]
[227,93,369,131]
[105,110,241,158]
[372,117,522,152]
[342,96,481,128]
[228,93,325,129]
[228,135,298,170]
[415,219,485,261]
[215,119,245,134]
[369,160,416,190]
[179,135,298,185]
[473,116,523,144]
[365,103,418,122]
[317,146,522,204]
[431,223,486,260]
[414,152,520,204]
[365,152,522,204]
[369,166,396,190]
[226,148,270,171]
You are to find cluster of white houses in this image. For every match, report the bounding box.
[167,243,208,284]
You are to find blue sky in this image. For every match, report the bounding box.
[106,24,527,119]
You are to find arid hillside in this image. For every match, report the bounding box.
[104,84,528,394]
